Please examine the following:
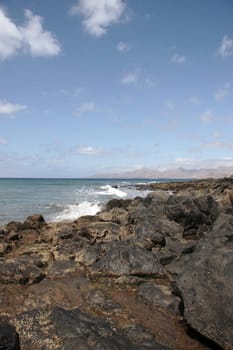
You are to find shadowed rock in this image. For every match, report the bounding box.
[0,324,20,350]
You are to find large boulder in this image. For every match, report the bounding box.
[16,307,171,350]
[165,194,219,238]
[176,214,233,349]
[91,241,165,278]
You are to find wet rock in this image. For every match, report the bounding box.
[0,324,20,350]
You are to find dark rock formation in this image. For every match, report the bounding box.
[176,214,233,349]
[91,241,165,277]
[16,307,171,350]
[0,324,20,350]
[0,176,233,349]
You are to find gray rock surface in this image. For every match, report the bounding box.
[176,214,233,349]
[0,176,233,349]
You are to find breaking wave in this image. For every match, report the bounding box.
[97,185,127,198]
[52,201,102,222]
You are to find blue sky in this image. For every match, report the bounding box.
[0,0,233,177]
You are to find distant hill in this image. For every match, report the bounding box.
[93,166,233,179]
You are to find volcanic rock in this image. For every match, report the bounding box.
[0,176,232,349]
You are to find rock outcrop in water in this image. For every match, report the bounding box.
[0,176,233,349]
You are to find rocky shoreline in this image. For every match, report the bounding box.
[0,176,233,349]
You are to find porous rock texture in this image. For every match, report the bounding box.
[0,176,233,349]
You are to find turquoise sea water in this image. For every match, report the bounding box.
[0,178,169,225]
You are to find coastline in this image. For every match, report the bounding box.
[0,178,154,225]
[0,176,232,349]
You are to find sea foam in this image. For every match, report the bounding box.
[53,201,102,222]
[97,185,127,198]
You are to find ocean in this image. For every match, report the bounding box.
[0,178,166,226]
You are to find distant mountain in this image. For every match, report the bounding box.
[93,166,233,179]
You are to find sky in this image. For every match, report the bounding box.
[0,0,233,177]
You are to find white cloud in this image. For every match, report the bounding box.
[20,10,61,57]
[215,82,231,101]
[121,71,138,84]
[0,101,27,116]
[0,8,60,60]
[0,137,7,145]
[200,109,214,123]
[0,7,23,60]
[76,145,103,155]
[75,102,95,116]
[171,53,187,64]
[70,0,126,37]
[117,41,131,52]
[218,35,233,57]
